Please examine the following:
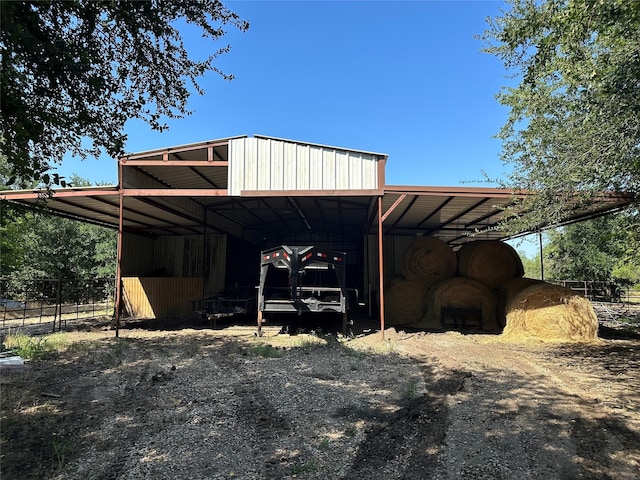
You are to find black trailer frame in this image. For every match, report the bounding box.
[256,245,348,335]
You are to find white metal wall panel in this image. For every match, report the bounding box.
[335,150,350,189]
[257,138,271,190]
[270,139,284,190]
[296,143,310,190]
[322,149,336,189]
[309,146,323,189]
[283,141,297,190]
[228,137,380,195]
[244,138,258,191]
[229,138,245,196]
[363,154,376,189]
[350,153,363,189]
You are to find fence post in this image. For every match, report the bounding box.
[53,277,62,332]
[22,284,27,327]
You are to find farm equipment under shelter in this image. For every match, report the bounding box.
[257,245,349,335]
[192,285,256,326]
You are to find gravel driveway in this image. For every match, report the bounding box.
[2,319,639,479]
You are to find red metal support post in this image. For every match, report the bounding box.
[114,161,124,337]
[378,196,385,340]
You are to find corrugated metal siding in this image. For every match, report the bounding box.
[121,233,226,296]
[122,277,203,318]
[365,235,421,314]
[204,233,227,296]
[366,235,379,314]
[229,137,379,195]
[384,235,417,277]
[122,234,155,276]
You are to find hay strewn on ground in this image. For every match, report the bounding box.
[401,236,456,287]
[456,240,524,289]
[422,277,500,332]
[502,283,599,342]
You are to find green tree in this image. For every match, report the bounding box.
[544,216,619,282]
[518,250,542,280]
[0,155,30,275]
[482,0,640,232]
[1,170,117,300]
[536,213,640,287]
[1,0,248,186]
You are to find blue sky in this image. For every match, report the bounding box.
[59,0,513,187]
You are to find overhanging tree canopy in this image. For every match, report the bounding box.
[0,0,248,186]
[483,0,639,232]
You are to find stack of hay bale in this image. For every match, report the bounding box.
[384,237,598,341]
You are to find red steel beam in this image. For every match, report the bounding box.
[120,140,230,161]
[241,189,384,197]
[381,194,406,223]
[122,188,228,197]
[120,160,228,167]
[0,189,118,200]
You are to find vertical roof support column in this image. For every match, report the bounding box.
[539,230,545,282]
[114,161,124,337]
[378,196,385,340]
[376,155,388,340]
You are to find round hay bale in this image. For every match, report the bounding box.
[385,274,406,289]
[401,236,456,287]
[503,283,598,342]
[384,278,429,327]
[456,240,525,289]
[422,277,500,332]
[497,277,546,327]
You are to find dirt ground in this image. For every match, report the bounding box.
[1,312,640,480]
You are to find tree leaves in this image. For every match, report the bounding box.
[482,0,640,233]
[0,0,248,186]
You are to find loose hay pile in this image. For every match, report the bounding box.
[502,283,599,342]
[497,277,546,326]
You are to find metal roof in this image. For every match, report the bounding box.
[3,184,634,249]
[1,136,635,247]
[381,186,634,247]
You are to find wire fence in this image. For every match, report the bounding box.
[0,277,115,335]
[558,280,640,304]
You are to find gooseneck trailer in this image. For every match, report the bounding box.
[256,245,348,335]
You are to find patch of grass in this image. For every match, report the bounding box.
[619,316,640,325]
[340,345,369,359]
[2,332,100,361]
[3,333,62,360]
[0,398,74,479]
[98,337,131,366]
[344,424,357,437]
[290,459,318,474]
[292,334,326,349]
[65,340,95,355]
[402,377,420,400]
[318,437,331,451]
[251,343,284,358]
[261,333,327,351]
[181,339,201,358]
[50,433,73,471]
